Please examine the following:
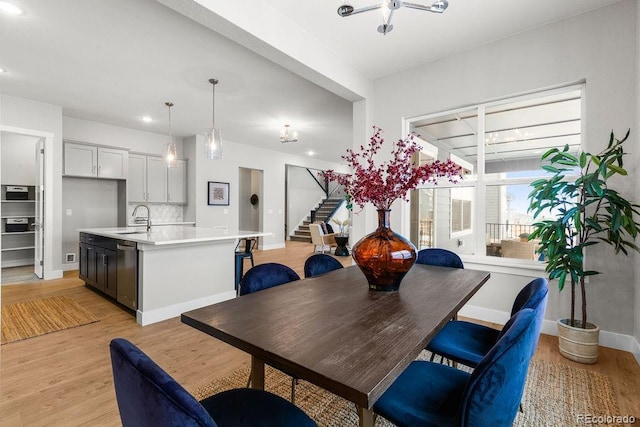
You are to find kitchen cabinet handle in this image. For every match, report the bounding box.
[102,254,107,266]
[98,165,102,175]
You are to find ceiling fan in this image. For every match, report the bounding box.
[337,0,449,35]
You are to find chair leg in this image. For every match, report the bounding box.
[291,377,298,403]
[246,375,251,388]
[519,402,524,413]
[430,352,436,362]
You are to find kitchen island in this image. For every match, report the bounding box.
[78,227,270,326]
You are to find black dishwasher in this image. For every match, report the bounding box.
[116,240,137,310]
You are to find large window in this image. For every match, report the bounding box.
[409,85,582,264]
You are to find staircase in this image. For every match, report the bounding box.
[290,199,344,243]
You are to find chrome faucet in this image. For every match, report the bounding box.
[132,204,151,232]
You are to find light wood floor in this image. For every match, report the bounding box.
[1,241,638,426]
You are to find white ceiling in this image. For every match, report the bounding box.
[263,0,622,79]
[0,0,621,163]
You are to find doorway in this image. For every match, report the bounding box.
[1,126,53,284]
[238,168,263,244]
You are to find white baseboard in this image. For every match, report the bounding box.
[458,305,510,326]
[136,290,236,326]
[62,262,79,271]
[632,337,640,365]
[459,304,639,359]
[45,269,64,280]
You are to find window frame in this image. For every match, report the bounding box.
[404,83,585,276]
[450,187,473,238]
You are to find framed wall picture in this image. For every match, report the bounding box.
[208,181,230,206]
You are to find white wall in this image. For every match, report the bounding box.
[238,167,252,230]
[185,136,348,249]
[61,178,119,264]
[373,1,638,337]
[251,169,262,232]
[238,167,263,231]
[635,0,640,361]
[1,94,64,277]
[286,165,326,237]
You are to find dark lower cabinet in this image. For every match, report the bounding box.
[97,248,117,299]
[78,242,89,280]
[79,233,117,299]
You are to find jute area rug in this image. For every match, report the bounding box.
[192,352,621,427]
[1,295,99,344]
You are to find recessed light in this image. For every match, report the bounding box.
[0,2,25,15]
[0,68,6,73]
[307,150,315,156]
[141,116,153,123]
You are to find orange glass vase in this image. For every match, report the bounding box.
[352,209,417,291]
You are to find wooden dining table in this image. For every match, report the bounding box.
[182,263,490,427]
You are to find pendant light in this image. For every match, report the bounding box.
[164,102,178,167]
[280,124,298,143]
[205,78,223,159]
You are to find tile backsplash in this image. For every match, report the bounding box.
[127,204,184,224]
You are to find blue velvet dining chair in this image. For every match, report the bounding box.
[239,263,300,296]
[109,338,316,427]
[303,254,344,278]
[373,308,539,427]
[416,248,464,322]
[416,248,464,269]
[238,262,301,401]
[426,277,548,367]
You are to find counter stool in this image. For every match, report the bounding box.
[234,237,257,294]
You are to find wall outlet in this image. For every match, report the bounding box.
[66,253,76,263]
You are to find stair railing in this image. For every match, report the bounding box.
[326,199,346,223]
[311,198,346,225]
[306,169,329,199]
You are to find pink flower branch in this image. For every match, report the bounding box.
[324,126,462,211]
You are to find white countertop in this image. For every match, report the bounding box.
[79,227,271,246]
[127,221,196,227]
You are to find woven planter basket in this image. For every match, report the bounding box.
[557,319,600,364]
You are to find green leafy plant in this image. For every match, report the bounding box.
[528,130,640,329]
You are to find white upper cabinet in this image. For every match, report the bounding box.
[97,147,128,179]
[127,154,147,203]
[167,160,187,204]
[64,142,128,179]
[64,143,97,177]
[127,155,187,205]
[145,156,167,203]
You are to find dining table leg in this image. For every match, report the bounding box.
[250,356,265,390]
[357,406,374,427]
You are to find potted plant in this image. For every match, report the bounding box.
[527,130,640,363]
